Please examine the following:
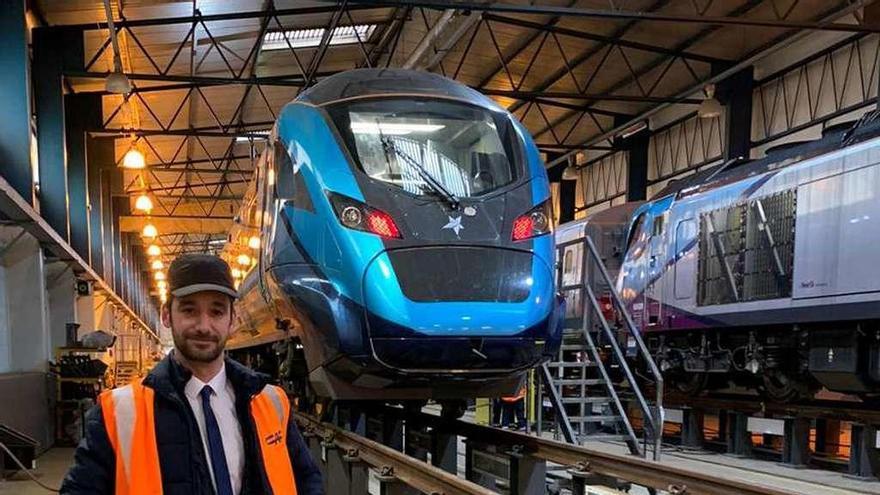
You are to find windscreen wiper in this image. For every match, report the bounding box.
[379,135,460,211]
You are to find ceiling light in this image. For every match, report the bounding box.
[350,122,445,135]
[105,71,132,95]
[617,121,648,139]
[237,254,251,266]
[122,144,146,169]
[231,268,242,279]
[151,259,164,270]
[248,236,261,250]
[562,163,579,181]
[697,84,722,119]
[262,24,377,51]
[235,130,271,143]
[142,223,158,239]
[154,271,166,281]
[157,280,168,290]
[147,244,161,257]
[160,293,167,304]
[135,194,153,212]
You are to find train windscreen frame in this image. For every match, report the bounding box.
[327,98,523,198]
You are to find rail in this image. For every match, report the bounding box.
[295,411,495,495]
[555,234,665,459]
[410,409,801,495]
[295,404,803,495]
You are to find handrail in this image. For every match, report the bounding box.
[582,235,665,460]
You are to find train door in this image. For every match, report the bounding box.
[643,212,667,327]
[560,236,584,329]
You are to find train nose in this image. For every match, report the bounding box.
[361,246,554,335]
[361,246,557,371]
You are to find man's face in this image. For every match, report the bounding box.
[162,291,236,363]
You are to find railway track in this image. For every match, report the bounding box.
[294,406,805,495]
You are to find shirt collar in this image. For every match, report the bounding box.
[184,362,227,401]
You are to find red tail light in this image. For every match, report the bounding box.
[328,192,402,239]
[512,200,553,242]
[512,215,534,241]
[366,210,401,238]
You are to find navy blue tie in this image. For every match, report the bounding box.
[200,385,234,495]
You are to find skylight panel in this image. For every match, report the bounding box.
[262,24,376,51]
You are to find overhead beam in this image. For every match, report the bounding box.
[66,70,338,87]
[344,0,880,33]
[123,179,249,194]
[480,88,702,105]
[61,4,385,30]
[545,1,869,168]
[147,166,255,175]
[482,13,728,65]
[506,0,672,116]
[529,0,763,143]
[119,216,232,235]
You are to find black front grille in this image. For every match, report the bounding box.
[386,247,533,303]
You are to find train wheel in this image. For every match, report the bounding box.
[760,370,812,403]
[671,372,710,395]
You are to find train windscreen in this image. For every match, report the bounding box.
[328,98,521,197]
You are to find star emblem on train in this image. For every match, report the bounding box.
[442,215,464,237]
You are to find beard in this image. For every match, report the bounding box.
[172,329,228,363]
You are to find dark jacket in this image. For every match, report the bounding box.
[60,354,323,495]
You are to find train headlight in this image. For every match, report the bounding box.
[328,192,402,239]
[512,200,553,242]
[340,206,363,228]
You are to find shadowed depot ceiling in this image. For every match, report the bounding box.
[34,0,875,259]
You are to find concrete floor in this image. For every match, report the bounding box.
[0,448,73,494]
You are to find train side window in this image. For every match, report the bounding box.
[674,219,697,300]
[274,139,295,198]
[625,213,646,252]
[652,214,665,237]
[563,250,573,274]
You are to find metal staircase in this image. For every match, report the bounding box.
[541,234,665,460]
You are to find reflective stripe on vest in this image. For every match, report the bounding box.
[250,385,298,495]
[100,381,163,495]
[100,381,298,495]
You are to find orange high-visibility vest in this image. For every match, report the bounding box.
[501,385,527,403]
[99,380,298,495]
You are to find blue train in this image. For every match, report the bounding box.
[224,69,563,408]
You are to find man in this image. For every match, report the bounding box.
[61,254,323,495]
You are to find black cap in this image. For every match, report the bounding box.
[167,253,238,299]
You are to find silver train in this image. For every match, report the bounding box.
[562,117,880,402]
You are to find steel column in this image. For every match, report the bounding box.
[111,197,128,294]
[781,416,811,468]
[102,169,122,287]
[0,0,35,205]
[33,26,84,241]
[720,67,754,161]
[848,424,880,480]
[65,94,102,261]
[546,153,576,223]
[681,407,705,448]
[431,429,458,474]
[620,125,649,202]
[86,138,111,277]
[726,411,752,457]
